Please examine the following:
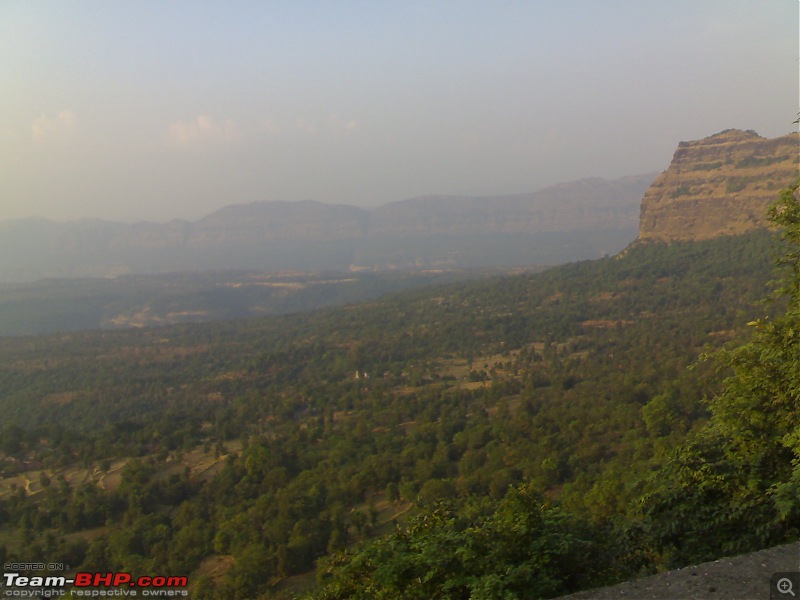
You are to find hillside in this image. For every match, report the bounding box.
[0,175,653,282]
[1,227,794,599]
[637,129,798,242]
[0,137,798,598]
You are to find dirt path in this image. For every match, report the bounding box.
[557,541,799,600]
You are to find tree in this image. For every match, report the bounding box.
[311,483,619,599]
[641,180,800,566]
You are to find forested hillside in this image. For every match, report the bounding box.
[0,184,798,598]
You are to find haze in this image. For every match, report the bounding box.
[0,0,797,223]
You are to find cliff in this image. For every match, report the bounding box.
[637,129,798,242]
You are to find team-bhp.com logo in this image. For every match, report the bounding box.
[3,571,188,597]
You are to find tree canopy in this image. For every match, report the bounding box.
[642,179,800,566]
[0,183,797,598]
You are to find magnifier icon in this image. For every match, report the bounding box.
[778,578,796,596]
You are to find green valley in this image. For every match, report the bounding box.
[1,180,797,598]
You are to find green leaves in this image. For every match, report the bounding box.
[640,180,800,567]
[311,484,619,599]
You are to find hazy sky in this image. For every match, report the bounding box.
[1,1,797,223]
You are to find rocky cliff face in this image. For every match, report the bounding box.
[637,129,798,242]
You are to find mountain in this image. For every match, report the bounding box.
[367,175,650,237]
[637,129,798,242]
[0,134,797,599]
[0,175,655,282]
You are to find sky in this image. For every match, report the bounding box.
[0,1,797,223]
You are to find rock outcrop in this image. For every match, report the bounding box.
[637,129,798,242]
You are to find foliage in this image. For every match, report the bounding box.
[311,484,621,600]
[0,222,789,598]
[641,180,800,566]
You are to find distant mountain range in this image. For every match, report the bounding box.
[0,175,655,282]
[1,128,796,334]
[1,128,795,285]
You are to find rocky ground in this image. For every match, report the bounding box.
[558,541,799,600]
